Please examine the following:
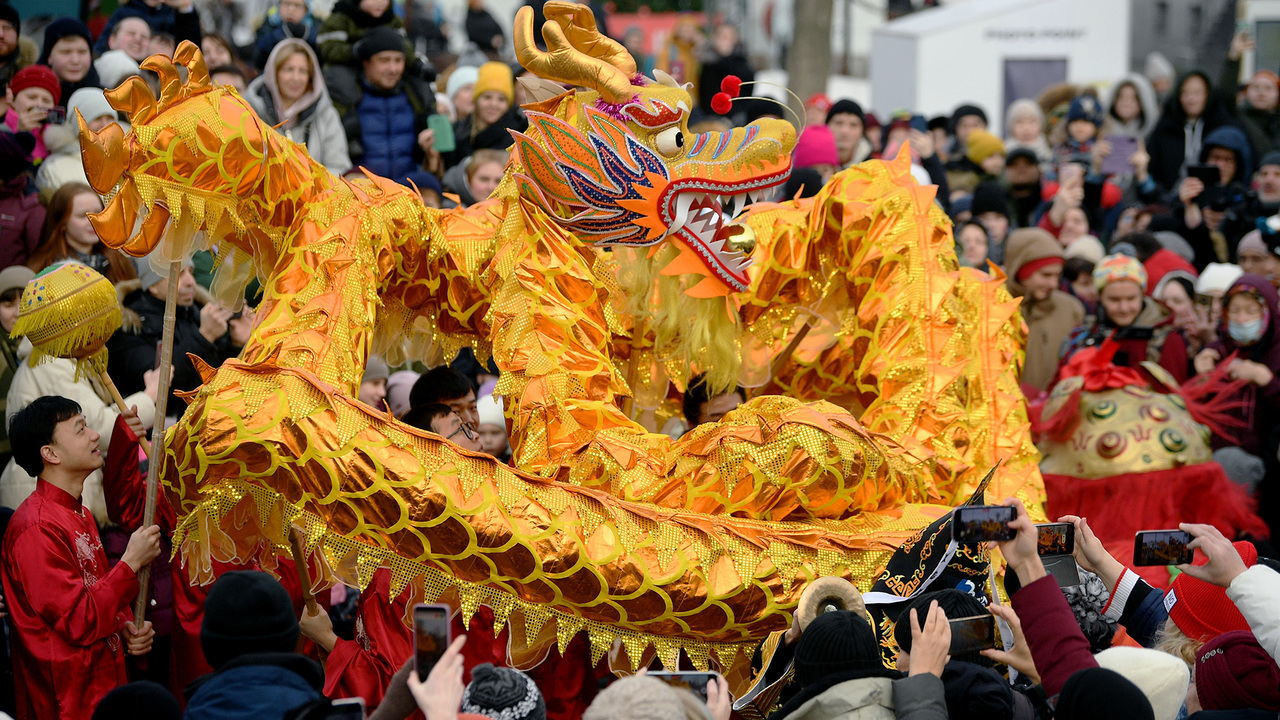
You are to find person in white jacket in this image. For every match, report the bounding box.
[246,38,353,175]
[0,337,158,523]
[33,88,124,202]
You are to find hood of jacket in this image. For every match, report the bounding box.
[941,662,1015,720]
[1154,71,1229,133]
[1004,228,1063,299]
[1200,125,1254,182]
[184,652,323,714]
[770,674,898,720]
[1106,74,1160,137]
[1219,273,1280,355]
[251,39,327,129]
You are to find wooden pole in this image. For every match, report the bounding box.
[288,526,319,615]
[102,372,146,458]
[132,260,181,624]
[620,319,646,420]
[766,320,813,388]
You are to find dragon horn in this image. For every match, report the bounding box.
[77,109,127,195]
[105,76,157,125]
[514,6,633,104]
[541,1,637,78]
[173,41,212,90]
[140,54,183,109]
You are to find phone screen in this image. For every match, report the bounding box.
[948,614,996,654]
[44,107,66,125]
[325,698,366,720]
[648,671,717,702]
[1133,530,1194,566]
[951,506,1018,544]
[413,603,451,678]
[909,114,928,133]
[1036,523,1075,556]
[1100,135,1138,176]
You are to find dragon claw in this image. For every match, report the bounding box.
[77,110,127,195]
[105,76,157,125]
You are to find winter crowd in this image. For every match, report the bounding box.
[3,0,1280,718]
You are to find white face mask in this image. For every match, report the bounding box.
[1229,318,1266,345]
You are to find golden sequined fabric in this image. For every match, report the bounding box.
[79,34,1043,684]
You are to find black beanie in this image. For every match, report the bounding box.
[951,104,988,132]
[91,681,181,720]
[200,570,300,670]
[461,664,546,720]
[826,99,865,125]
[1056,667,1155,720]
[792,610,882,688]
[969,181,1010,219]
[354,26,406,63]
[0,4,18,35]
[893,589,991,667]
[783,167,823,200]
[38,17,92,64]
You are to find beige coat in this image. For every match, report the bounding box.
[1005,229,1085,392]
[777,677,896,720]
[0,339,155,523]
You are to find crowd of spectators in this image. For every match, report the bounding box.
[3,0,1280,718]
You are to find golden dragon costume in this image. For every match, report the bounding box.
[77,4,1043,682]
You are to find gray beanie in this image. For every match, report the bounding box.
[362,356,389,384]
[461,664,545,720]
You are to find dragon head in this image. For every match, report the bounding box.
[509,2,795,294]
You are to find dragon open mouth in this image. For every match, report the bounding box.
[660,173,790,292]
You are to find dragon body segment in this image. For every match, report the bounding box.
[78,5,1042,681]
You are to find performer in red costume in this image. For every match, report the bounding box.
[0,396,162,719]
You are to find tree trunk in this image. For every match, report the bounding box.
[786,0,834,127]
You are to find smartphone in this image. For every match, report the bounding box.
[44,107,66,125]
[1036,522,1075,556]
[1187,164,1220,190]
[951,505,1018,544]
[647,671,718,702]
[948,614,997,654]
[427,114,456,153]
[909,114,928,133]
[413,603,452,678]
[1133,530,1195,566]
[325,698,366,720]
[1100,135,1138,176]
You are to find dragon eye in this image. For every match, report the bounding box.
[654,127,685,157]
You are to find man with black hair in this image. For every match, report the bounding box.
[1,396,162,720]
[827,99,873,171]
[681,374,744,430]
[409,366,479,428]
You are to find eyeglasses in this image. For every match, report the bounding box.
[446,421,476,442]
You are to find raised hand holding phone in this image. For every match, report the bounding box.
[994,498,1045,585]
[1176,522,1248,587]
[408,634,467,720]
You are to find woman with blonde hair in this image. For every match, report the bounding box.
[246,39,352,174]
[28,183,137,284]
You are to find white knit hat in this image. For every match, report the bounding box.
[1094,646,1190,720]
[1197,262,1245,296]
[477,393,504,429]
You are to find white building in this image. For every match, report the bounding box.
[870,0,1132,135]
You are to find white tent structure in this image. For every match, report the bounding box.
[871,0,1132,135]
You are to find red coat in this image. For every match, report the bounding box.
[1,480,138,720]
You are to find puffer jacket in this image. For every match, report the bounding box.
[1005,228,1085,393]
[185,652,323,720]
[247,40,352,174]
[327,64,434,179]
[0,339,155,521]
[0,175,42,270]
